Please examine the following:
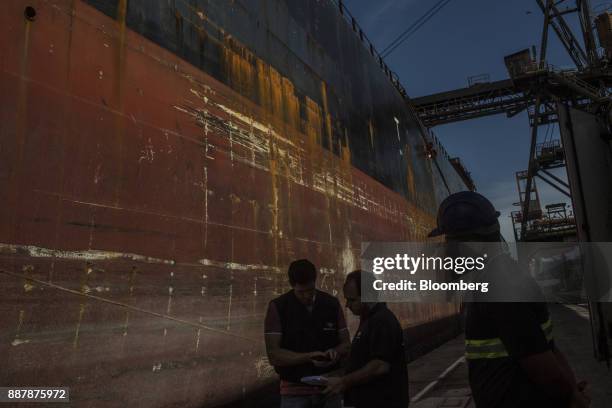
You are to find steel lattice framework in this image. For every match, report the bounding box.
[411,0,611,242]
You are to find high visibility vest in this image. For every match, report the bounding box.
[465,318,553,360]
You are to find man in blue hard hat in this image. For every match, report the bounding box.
[429,191,589,408]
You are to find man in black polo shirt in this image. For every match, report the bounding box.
[428,191,589,408]
[264,259,350,408]
[324,270,409,408]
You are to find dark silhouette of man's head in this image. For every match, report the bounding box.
[288,259,317,306]
[429,191,502,242]
[343,270,377,317]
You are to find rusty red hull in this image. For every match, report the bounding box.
[0,1,465,406]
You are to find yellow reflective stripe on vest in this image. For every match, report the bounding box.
[465,338,503,347]
[465,338,509,359]
[541,318,553,342]
[466,319,553,360]
[466,351,509,359]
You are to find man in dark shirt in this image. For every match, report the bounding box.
[264,259,350,408]
[428,191,589,408]
[324,270,409,408]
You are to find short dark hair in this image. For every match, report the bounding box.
[288,259,317,286]
[344,270,376,296]
[344,270,362,295]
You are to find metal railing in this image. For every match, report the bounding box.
[330,0,409,99]
[330,0,464,177]
[468,73,491,87]
[512,61,604,99]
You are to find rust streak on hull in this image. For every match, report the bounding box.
[0,1,466,407]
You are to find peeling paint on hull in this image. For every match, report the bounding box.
[0,1,467,407]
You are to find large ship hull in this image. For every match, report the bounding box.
[1,1,467,406]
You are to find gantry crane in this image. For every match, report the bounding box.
[412,0,611,240]
[411,0,612,364]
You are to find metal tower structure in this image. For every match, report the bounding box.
[410,0,612,364]
[411,0,611,241]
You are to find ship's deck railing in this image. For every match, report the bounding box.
[331,0,409,99]
[330,0,463,178]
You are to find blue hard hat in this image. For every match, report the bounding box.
[428,191,501,237]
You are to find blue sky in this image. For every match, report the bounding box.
[343,0,601,241]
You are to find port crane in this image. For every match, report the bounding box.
[412,0,610,241]
[410,0,612,364]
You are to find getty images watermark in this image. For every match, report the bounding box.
[360,242,612,303]
[371,251,489,293]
